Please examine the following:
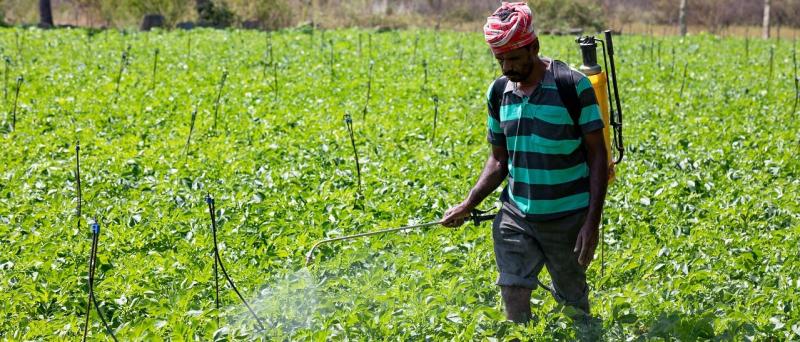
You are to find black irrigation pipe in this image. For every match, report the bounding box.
[271,53,279,103]
[186,33,192,70]
[3,56,9,102]
[75,142,82,249]
[213,71,227,131]
[82,219,119,342]
[262,32,271,80]
[77,142,87,340]
[344,113,362,192]
[670,46,675,79]
[329,39,335,82]
[639,43,645,61]
[793,43,798,115]
[431,95,439,143]
[204,194,266,332]
[412,34,419,65]
[656,40,662,69]
[362,61,373,121]
[10,75,22,131]
[367,33,372,60]
[76,149,117,341]
[422,59,428,92]
[114,45,131,97]
[679,62,689,101]
[184,106,198,159]
[745,36,749,62]
[767,45,775,95]
[151,48,159,93]
[316,31,324,62]
[15,31,22,66]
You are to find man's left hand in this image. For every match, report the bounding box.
[573,222,599,266]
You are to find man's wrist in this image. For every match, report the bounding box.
[461,197,478,212]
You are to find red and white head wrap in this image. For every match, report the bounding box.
[484,2,537,55]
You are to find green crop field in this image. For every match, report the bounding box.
[0,27,798,340]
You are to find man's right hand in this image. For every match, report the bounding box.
[440,203,473,227]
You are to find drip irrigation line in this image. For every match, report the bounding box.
[344,113,362,192]
[82,220,118,342]
[205,194,266,332]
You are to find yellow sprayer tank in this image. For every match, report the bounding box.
[587,72,615,183]
[579,35,617,184]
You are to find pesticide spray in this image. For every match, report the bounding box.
[224,268,319,337]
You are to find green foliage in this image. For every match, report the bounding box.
[0,27,798,340]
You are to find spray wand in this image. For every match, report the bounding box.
[305,209,496,265]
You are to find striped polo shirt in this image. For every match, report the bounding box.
[486,57,604,222]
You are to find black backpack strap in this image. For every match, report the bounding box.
[553,60,582,132]
[489,76,508,118]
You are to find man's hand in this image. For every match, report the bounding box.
[573,222,599,266]
[440,203,473,227]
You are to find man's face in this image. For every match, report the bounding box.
[494,44,535,82]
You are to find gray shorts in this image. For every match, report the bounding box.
[492,202,590,311]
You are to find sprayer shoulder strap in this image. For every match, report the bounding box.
[489,76,508,119]
[552,60,582,130]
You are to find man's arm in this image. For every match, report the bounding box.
[574,129,608,266]
[441,144,509,227]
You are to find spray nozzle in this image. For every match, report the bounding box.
[576,35,596,45]
[205,194,214,206]
[91,221,100,234]
[344,113,352,125]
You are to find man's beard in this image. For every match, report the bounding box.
[504,64,533,82]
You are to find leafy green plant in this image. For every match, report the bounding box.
[0,27,797,340]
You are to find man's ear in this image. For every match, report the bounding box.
[529,38,540,55]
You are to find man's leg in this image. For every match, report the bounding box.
[532,210,591,314]
[492,204,544,323]
[500,285,532,323]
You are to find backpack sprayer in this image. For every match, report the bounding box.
[578,30,625,177]
[577,30,625,280]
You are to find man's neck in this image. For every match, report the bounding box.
[515,58,549,94]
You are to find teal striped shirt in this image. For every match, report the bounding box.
[487,58,604,221]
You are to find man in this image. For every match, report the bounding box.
[440,2,608,323]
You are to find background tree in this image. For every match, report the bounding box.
[763,0,771,38]
[38,0,53,28]
[678,0,687,36]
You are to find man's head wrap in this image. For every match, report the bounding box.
[484,2,537,55]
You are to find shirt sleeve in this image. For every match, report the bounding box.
[486,80,506,147]
[575,75,605,135]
